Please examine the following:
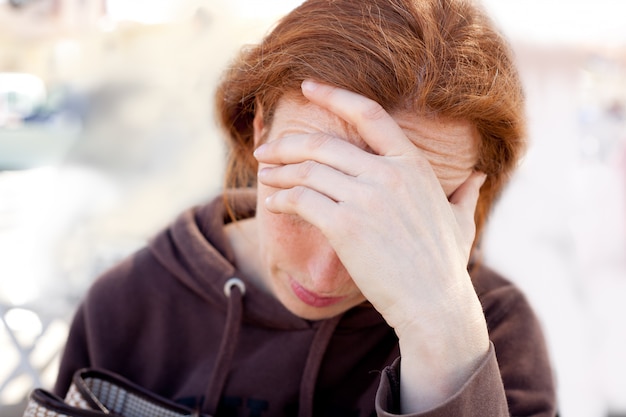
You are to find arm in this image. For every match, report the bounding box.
[376,344,508,417]
[375,270,556,416]
[53,304,91,396]
[255,80,503,413]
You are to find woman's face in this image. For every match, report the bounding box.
[251,96,479,321]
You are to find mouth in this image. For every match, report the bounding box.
[289,278,347,308]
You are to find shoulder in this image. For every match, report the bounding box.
[469,262,540,332]
[470,262,527,309]
[83,246,173,315]
[470,261,515,297]
[469,265,557,414]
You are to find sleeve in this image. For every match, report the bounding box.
[374,280,557,417]
[53,303,91,396]
[52,252,142,397]
[375,344,508,417]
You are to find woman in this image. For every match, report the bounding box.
[53,0,556,415]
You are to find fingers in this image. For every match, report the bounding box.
[258,160,353,203]
[301,80,416,157]
[448,171,486,209]
[263,185,338,232]
[254,133,371,178]
[449,171,487,253]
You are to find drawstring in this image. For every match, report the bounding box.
[298,315,342,417]
[203,278,246,415]
[201,276,341,417]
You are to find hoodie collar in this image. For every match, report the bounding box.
[150,189,312,330]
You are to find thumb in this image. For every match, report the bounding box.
[449,171,487,256]
[449,171,487,208]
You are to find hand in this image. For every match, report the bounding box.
[255,80,483,332]
[254,80,491,412]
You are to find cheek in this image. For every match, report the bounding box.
[256,190,309,256]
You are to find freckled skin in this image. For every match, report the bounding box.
[225,97,479,321]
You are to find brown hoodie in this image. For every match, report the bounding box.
[53,189,556,416]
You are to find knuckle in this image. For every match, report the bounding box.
[361,101,387,122]
[297,160,317,180]
[351,182,374,204]
[308,133,334,152]
[377,163,404,187]
[315,211,334,233]
[335,206,365,239]
[286,186,307,205]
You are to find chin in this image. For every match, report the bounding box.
[280,296,356,321]
[289,306,342,321]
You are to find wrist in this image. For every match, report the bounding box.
[395,293,490,413]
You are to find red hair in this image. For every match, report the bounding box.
[216,0,526,241]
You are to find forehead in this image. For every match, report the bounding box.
[269,96,479,195]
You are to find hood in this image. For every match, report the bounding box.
[149,188,316,330]
[146,188,393,417]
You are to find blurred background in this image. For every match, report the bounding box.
[0,0,624,416]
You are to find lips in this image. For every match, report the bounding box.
[289,278,346,308]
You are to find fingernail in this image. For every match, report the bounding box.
[253,144,266,158]
[301,79,318,93]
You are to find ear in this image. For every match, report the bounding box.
[252,101,265,146]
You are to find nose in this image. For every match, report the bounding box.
[305,236,351,294]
